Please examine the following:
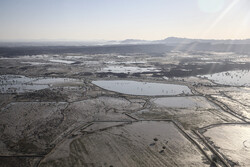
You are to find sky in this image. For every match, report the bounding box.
[0,0,250,41]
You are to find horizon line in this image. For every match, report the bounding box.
[1,36,250,43]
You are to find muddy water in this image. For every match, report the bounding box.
[92,80,192,96]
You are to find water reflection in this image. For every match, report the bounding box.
[92,80,192,96]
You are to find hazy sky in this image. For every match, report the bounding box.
[0,0,250,41]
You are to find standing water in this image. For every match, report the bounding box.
[92,80,192,96]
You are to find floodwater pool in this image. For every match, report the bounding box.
[0,75,83,93]
[200,70,250,86]
[92,80,192,96]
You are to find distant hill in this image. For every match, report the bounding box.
[1,37,250,47]
[157,37,250,45]
[120,39,152,44]
[119,37,250,45]
[106,37,250,46]
[1,37,250,57]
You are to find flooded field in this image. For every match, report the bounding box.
[0,75,84,93]
[92,80,192,96]
[49,59,76,64]
[200,70,250,86]
[201,124,250,166]
[99,65,160,74]
[132,96,240,130]
[1,51,250,167]
[40,121,210,167]
[151,96,213,108]
[31,77,83,85]
[0,75,49,93]
[3,0,250,164]
[21,62,51,65]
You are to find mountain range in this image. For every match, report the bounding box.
[1,37,250,47]
[120,37,250,45]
